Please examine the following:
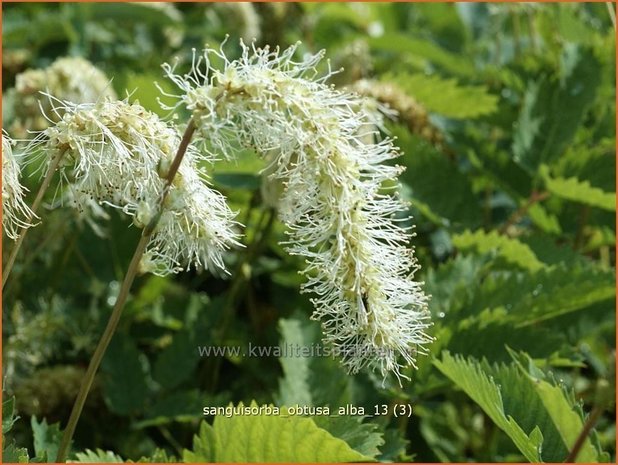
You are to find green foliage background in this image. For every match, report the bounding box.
[2,2,616,463]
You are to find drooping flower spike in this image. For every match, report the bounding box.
[2,132,36,239]
[163,41,433,380]
[30,98,241,276]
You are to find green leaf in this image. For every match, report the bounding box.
[183,401,374,462]
[369,34,475,77]
[153,329,200,391]
[86,2,180,26]
[136,448,176,463]
[425,254,491,316]
[512,45,602,172]
[2,11,70,48]
[508,265,616,327]
[551,138,616,194]
[434,352,543,462]
[540,165,616,211]
[452,230,544,271]
[135,390,203,428]
[526,203,562,234]
[212,173,261,190]
[384,73,498,119]
[3,397,17,434]
[377,428,410,462]
[277,318,315,407]
[436,351,602,462]
[394,127,481,227]
[313,415,384,459]
[446,318,564,363]
[3,443,29,463]
[31,416,63,462]
[101,334,151,415]
[276,316,353,409]
[463,263,615,326]
[73,448,124,463]
[509,351,599,462]
[184,421,217,463]
[3,397,28,463]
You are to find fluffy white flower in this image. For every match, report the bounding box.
[7,56,117,138]
[36,99,240,275]
[2,133,35,239]
[163,42,432,379]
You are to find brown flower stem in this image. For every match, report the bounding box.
[564,404,603,462]
[499,190,549,235]
[55,120,196,462]
[2,148,66,289]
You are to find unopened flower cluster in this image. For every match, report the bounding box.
[37,99,239,275]
[2,133,35,239]
[164,42,432,378]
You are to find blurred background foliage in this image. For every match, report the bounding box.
[2,2,616,463]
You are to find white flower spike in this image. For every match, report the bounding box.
[2,133,36,240]
[163,41,432,380]
[35,99,240,276]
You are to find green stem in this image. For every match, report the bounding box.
[55,120,196,462]
[3,148,66,289]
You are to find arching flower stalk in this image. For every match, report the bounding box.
[163,41,432,380]
[2,132,35,239]
[35,98,240,275]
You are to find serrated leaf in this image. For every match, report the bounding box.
[452,230,544,271]
[540,165,616,211]
[446,318,564,363]
[3,442,29,463]
[551,139,616,194]
[436,352,601,462]
[395,127,481,226]
[434,352,543,462]
[73,448,124,463]
[31,416,63,462]
[425,254,491,315]
[3,397,17,434]
[313,415,384,459]
[277,318,315,407]
[276,315,353,409]
[522,234,586,266]
[369,34,475,77]
[464,263,615,326]
[512,45,602,172]
[136,448,176,463]
[384,73,498,119]
[101,334,151,415]
[527,203,562,234]
[184,422,216,463]
[516,266,613,326]
[134,390,203,428]
[508,351,599,462]
[378,428,410,462]
[184,401,374,462]
[153,329,200,390]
